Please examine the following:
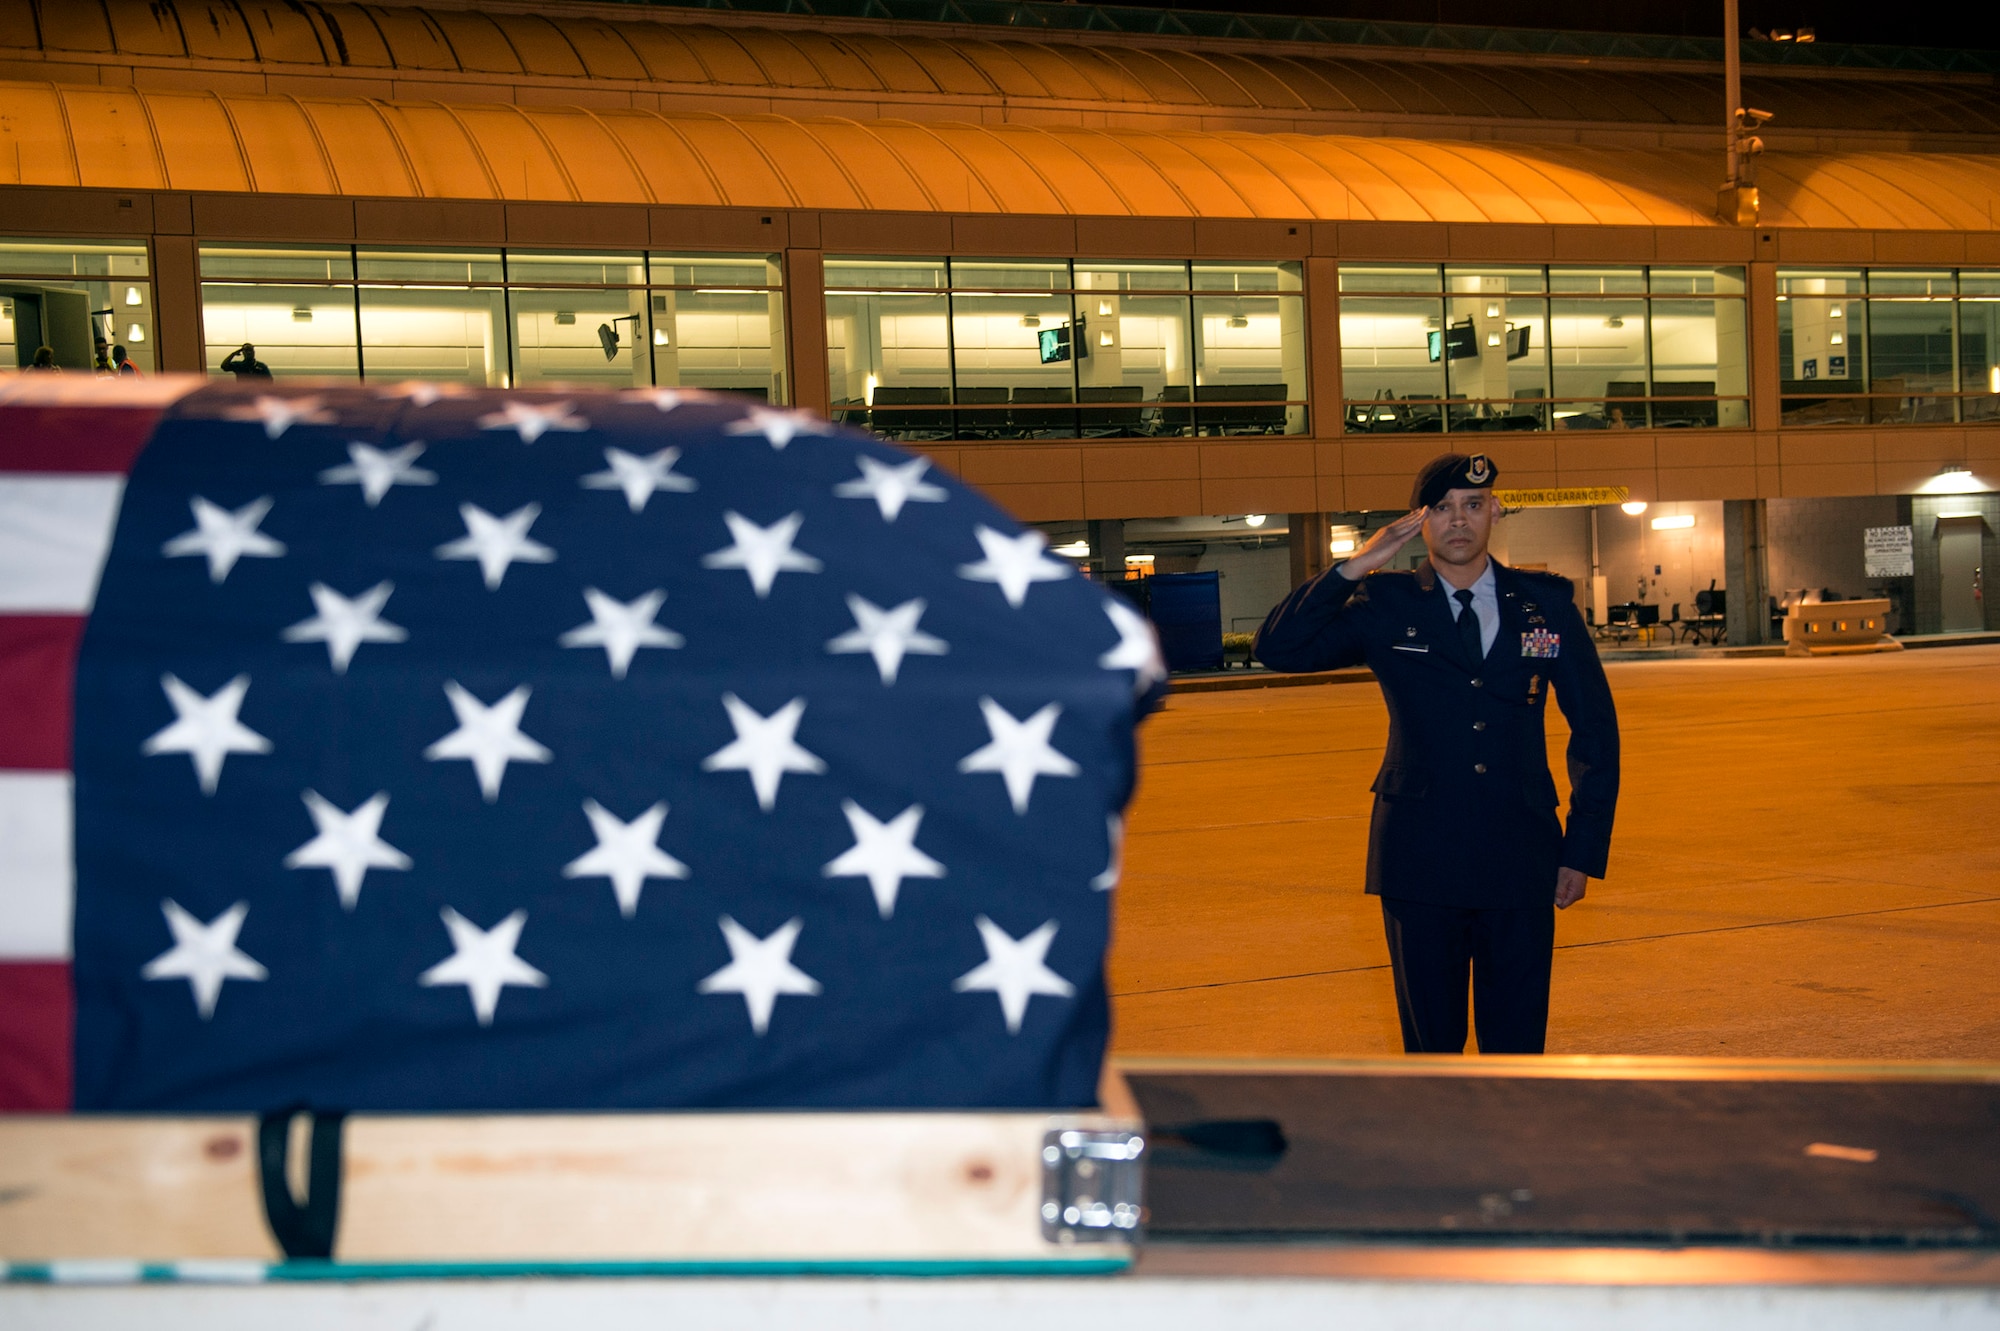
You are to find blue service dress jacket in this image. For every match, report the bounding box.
[1254,559,1620,909]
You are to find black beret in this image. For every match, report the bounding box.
[1410,452,1499,509]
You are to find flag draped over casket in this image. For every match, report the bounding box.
[0,377,1162,1113]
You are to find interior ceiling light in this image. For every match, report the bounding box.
[1330,536,1357,555]
[291,307,312,322]
[555,311,576,325]
[1605,316,1625,329]
[1651,514,1696,530]
[1052,540,1090,558]
[1124,553,1154,565]
[1243,514,1267,528]
[1227,314,1249,329]
[1621,500,1649,515]
[1021,315,1041,328]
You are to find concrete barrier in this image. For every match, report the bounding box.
[1784,599,1902,657]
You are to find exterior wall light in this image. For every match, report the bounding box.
[1486,331,1501,347]
[1620,500,1649,515]
[1486,303,1500,318]
[653,327,669,346]
[1097,301,1113,316]
[1829,332,1844,346]
[125,286,142,305]
[127,324,145,342]
[1100,331,1114,346]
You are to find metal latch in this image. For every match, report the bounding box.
[1040,1128,1145,1242]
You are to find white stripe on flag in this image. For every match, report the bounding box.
[0,475,125,612]
[0,771,73,959]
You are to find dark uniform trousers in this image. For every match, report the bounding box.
[1254,558,1619,1056]
[1380,897,1554,1054]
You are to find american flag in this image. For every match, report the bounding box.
[0,376,1162,1113]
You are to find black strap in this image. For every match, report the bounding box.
[257,1107,346,1260]
[1453,588,1484,665]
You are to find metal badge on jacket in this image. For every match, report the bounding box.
[1521,628,1561,658]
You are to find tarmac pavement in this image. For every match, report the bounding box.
[1108,644,2000,1060]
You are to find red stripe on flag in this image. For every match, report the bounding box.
[0,616,84,770]
[0,406,158,473]
[0,961,72,1111]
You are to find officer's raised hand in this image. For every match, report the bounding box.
[1336,507,1429,581]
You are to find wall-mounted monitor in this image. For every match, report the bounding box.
[1427,320,1478,362]
[1038,317,1088,365]
[1505,324,1531,360]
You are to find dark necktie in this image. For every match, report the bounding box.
[1453,587,1483,664]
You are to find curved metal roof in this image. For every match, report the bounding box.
[3,78,1996,230]
[4,0,2000,137]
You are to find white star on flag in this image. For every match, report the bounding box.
[162,496,286,583]
[418,907,547,1026]
[282,581,407,674]
[580,446,697,512]
[953,916,1074,1034]
[142,673,272,795]
[435,502,555,590]
[1099,597,1168,692]
[222,395,334,439]
[823,800,945,920]
[701,511,821,598]
[560,588,683,679]
[376,381,470,408]
[957,526,1071,608]
[702,693,825,811]
[1092,814,1124,891]
[724,405,834,450]
[423,682,552,802]
[478,400,587,443]
[142,900,267,1019]
[698,916,820,1035]
[825,594,948,685]
[833,454,948,521]
[319,442,437,507]
[957,697,1079,814]
[563,799,690,919]
[283,790,411,911]
[624,387,708,412]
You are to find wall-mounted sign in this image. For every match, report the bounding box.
[1829,355,1848,376]
[1495,486,1631,508]
[1864,525,1915,578]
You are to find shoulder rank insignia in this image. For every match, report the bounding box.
[1521,628,1561,659]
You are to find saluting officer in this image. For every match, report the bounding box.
[1254,453,1619,1055]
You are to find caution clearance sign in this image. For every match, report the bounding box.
[1494,486,1631,508]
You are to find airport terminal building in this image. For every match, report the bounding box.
[2,0,1996,642]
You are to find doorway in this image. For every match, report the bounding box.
[1937,515,1987,633]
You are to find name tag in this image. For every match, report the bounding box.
[1521,629,1560,659]
[1391,643,1430,654]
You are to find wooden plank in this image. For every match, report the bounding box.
[0,1109,1137,1265]
[0,1117,276,1260]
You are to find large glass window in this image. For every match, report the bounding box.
[195,245,783,398]
[0,239,155,375]
[1777,269,1978,425]
[826,257,1305,441]
[1340,264,1747,432]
